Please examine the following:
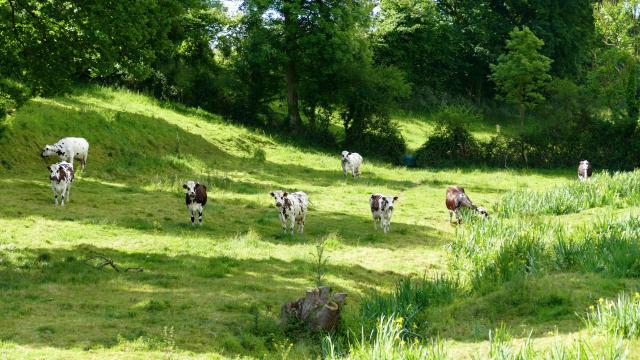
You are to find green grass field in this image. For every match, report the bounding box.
[1,86,639,359]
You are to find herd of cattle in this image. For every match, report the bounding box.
[40,137,594,233]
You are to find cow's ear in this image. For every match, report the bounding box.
[393,196,399,201]
[182,184,188,189]
[47,165,52,171]
[283,192,288,197]
[269,192,275,197]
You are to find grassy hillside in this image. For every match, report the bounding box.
[0,86,638,359]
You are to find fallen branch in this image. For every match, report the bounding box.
[84,255,144,273]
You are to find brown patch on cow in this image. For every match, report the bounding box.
[370,195,381,211]
[446,186,475,211]
[56,149,65,156]
[284,197,293,211]
[57,167,67,182]
[195,184,207,206]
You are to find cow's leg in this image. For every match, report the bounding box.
[449,210,454,223]
[190,209,195,225]
[342,164,348,178]
[60,190,65,207]
[53,190,58,206]
[290,217,295,235]
[455,210,462,224]
[65,183,71,203]
[372,216,377,230]
[82,153,87,170]
[198,209,203,225]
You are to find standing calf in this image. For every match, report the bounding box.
[578,160,592,181]
[445,186,488,224]
[341,151,363,178]
[370,194,398,234]
[270,190,309,235]
[183,181,207,225]
[48,161,74,206]
[41,137,89,170]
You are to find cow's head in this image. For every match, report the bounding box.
[47,164,60,181]
[476,206,489,217]
[372,194,398,211]
[580,160,590,166]
[269,190,288,208]
[340,151,351,162]
[41,144,64,158]
[183,181,198,201]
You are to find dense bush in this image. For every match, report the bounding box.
[415,107,640,170]
[415,106,482,167]
[344,114,407,163]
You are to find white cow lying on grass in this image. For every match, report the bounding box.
[48,161,74,206]
[370,194,398,234]
[269,190,309,235]
[183,181,208,225]
[41,137,89,170]
[341,151,363,178]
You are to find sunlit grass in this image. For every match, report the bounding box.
[1,86,640,358]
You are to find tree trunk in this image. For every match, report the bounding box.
[519,104,528,166]
[283,2,301,129]
[280,287,347,332]
[286,60,301,129]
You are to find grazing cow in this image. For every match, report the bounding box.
[183,181,207,225]
[341,151,363,178]
[41,137,89,170]
[269,190,309,235]
[578,160,592,181]
[48,161,74,206]
[370,194,398,234]
[445,186,488,224]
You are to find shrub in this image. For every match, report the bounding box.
[415,106,482,167]
[344,114,407,163]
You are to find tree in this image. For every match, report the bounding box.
[490,26,552,132]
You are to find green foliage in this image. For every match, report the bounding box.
[414,106,482,167]
[585,292,640,338]
[490,26,552,130]
[497,171,640,217]
[324,315,449,360]
[359,276,459,337]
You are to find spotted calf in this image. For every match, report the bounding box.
[370,194,398,234]
[340,151,363,179]
[48,161,74,206]
[183,181,207,225]
[269,190,309,235]
[578,160,592,181]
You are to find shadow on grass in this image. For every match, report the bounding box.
[0,245,403,355]
[0,176,447,251]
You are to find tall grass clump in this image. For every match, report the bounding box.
[449,217,560,291]
[562,216,640,277]
[496,170,640,217]
[323,315,448,360]
[584,292,640,338]
[359,276,459,337]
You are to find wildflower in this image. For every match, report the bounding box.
[546,331,554,336]
[634,292,640,300]
[598,298,605,304]
[589,305,595,311]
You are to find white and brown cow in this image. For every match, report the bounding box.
[183,181,207,225]
[269,190,309,235]
[48,161,74,206]
[578,160,592,181]
[370,194,398,234]
[445,186,488,224]
[341,151,363,179]
[41,137,89,170]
